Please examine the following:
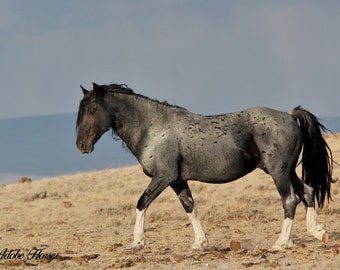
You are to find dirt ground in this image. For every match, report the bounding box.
[0,135,339,269]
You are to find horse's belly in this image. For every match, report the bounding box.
[180,147,256,182]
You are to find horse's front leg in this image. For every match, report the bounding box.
[170,182,208,250]
[132,208,146,253]
[132,176,171,253]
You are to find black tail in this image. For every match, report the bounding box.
[291,106,335,208]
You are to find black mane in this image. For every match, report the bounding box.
[103,83,186,110]
[104,84,135,94]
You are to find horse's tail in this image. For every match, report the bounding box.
[290,106,335,208]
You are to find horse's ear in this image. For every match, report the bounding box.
[92,82,105,98]
[80,85,90,96]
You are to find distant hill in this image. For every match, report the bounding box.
[321,116,340,134]
[0,113,338,184]
[0,114,137,183]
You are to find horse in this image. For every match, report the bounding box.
[76,83,334,253]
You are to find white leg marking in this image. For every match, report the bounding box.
[272,218,294,250]
[187,206,208,250]
[306,207,328,243]
[132,208,146,253]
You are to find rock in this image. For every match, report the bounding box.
[332,244,340,254]
[230,240,242,251]
[62,201,73,208]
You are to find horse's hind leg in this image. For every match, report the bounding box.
[271,173,299,250]
[291,175,328,243]
[170,182,208,250]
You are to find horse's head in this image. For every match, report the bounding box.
[76,83,112,153]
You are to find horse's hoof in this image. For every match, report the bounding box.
[322,231,329,244]
[308,227,327,242]
[271,244,284,251]
[271,239,294,250]
[132,245,144,254]
[132,241,145,254]
[191,243,203,250]
[132,246,142,254]
[191,238,208,250]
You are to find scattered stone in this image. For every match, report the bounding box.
[62,201,72,208]
[230,240,242,251]
[332,244,340,254]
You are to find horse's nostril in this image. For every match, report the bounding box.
[77,140,93,153]
[77,141,85,151]
[81,143,86,151]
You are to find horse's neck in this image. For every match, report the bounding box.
[107,94,159,155]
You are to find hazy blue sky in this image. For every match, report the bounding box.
[1,0,340,119]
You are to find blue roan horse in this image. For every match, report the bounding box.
[76,83,334,253]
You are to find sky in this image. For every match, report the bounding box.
[1,0,340,119]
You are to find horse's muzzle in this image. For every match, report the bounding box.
[77,140,94,154]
